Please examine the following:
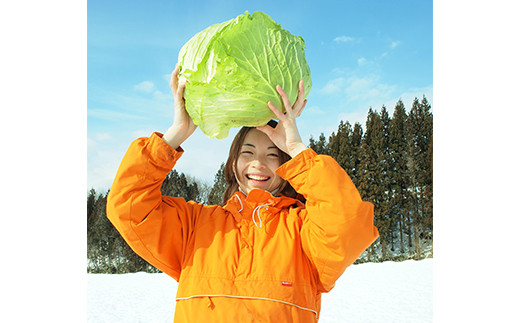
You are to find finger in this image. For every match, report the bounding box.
[256,123,277,143]
[267,101,285,120]
[294,97,307,115]
[176,79,186,100]
[276,85,292,113]
[170,66,179,93]
[256,124,274,138]
[296,99,307,117]
[292,80,305,108]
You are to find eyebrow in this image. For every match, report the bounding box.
[243,143,278,150]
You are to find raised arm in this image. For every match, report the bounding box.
[162,63,197,149]
[277,149,379,292]
[263,81,379,292]
[106,65,201,280]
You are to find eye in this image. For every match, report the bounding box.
[267,153,279,158]
[240,150,253,155]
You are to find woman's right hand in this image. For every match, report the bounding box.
[162,64,197,149]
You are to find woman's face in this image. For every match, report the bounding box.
[235,129,283,195]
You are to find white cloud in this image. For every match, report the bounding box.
[391,41,401,49]
[382,85,433,114]
[319,75,397,107]
[337,110,369,128]
[333,35,355,43]
[153,90,168,99]
[133,81,155,93]
[315,73,412,132]
[305,105,326,115]
[321,77,346,94]
[132,81,172,113]
[357,57,367,66]
[331,67,346,75]
[344,75,396,103]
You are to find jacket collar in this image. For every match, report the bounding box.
[223,189,303,222]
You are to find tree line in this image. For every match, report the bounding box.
[87,95,432,273]
[87,171,211,273]
[308,96,433,262]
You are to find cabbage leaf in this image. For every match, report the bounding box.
[178,11,312,139]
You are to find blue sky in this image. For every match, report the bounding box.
[88,0,432,191]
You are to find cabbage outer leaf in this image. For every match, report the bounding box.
[178,11,312,139]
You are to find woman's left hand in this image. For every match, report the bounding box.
[257,80,308,158]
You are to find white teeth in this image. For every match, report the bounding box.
[247,174,269,181]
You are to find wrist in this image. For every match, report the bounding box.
[287,142,307,158]
[162,125,187,149]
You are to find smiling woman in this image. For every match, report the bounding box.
[105,63,379,322]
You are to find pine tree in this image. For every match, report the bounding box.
[87,188,98,270]
[424,134,433,239]
[308,133,329,155]
[358,108,389,260]
[87,192,114,272]
[208,163,226,205]
[406,97,433,258]
[161,170,190,200]
[420,96,433,240]
[161,170,180,197]
[87,188,97,220]
[389,99,409,254]
[87,188,98,262]
[349,122,364,184]
[379,106,394,259]
[187,181,200,203]
[308,136,317,153]
[328,120,352,171]
[177,173,189,199]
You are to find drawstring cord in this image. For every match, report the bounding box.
[234,193,243,212]
[207,296,215,309]
[252,203,272,229]
[177,294,319,319]
[233,193,271,229]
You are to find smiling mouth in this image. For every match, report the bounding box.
[246,174,270,181]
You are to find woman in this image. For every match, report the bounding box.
[107,65,379,322]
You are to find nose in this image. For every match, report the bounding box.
[250,156,267,168]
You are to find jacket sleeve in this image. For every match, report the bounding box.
[276,148,379,292]
[106,132,203,281]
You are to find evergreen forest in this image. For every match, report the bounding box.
[87,96,433,273]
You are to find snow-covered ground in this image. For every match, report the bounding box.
[87,258,432,322]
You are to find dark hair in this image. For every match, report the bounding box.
[220,127,298,205]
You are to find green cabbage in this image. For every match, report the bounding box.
[178,11,312,139]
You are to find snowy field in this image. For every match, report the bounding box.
[87,258,432,322]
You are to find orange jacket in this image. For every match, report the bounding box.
[107,133,379,322]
